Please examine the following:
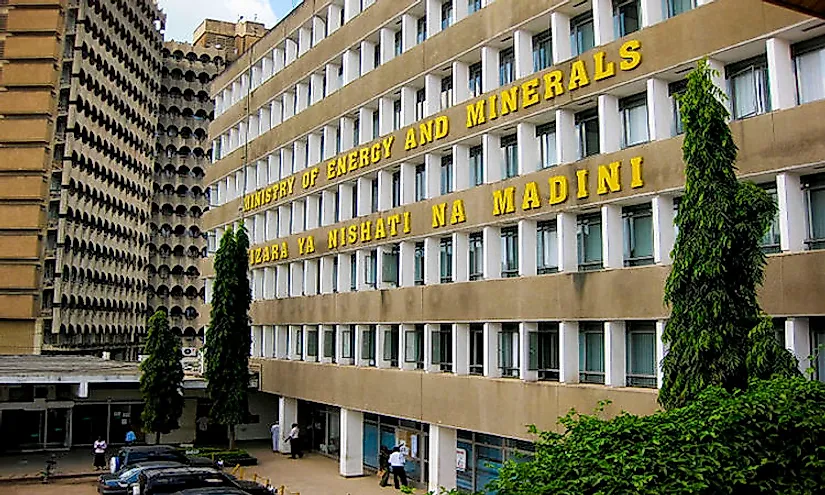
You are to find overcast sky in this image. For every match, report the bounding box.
[158,0,299,43]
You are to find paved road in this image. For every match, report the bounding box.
[3,477,97,494]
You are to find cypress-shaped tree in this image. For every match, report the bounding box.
[140,310,184,444]
[659,60,799,410]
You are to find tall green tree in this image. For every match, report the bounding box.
[140,310,185,444]
[204,226,251,449]
[659,60,799,410]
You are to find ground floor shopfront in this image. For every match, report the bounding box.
[280,397,534,493]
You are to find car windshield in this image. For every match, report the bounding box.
[119,467,142,480]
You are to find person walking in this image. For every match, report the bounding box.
[93,436,108,470]
[389,446,408,489]
[125,428,136,446]
[284,423,303,459]
[378,446,391,487]
[269,423,280,452]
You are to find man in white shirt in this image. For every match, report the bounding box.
[284,423,303,459]
[388,446,408,489]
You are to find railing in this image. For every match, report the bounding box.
[228,464,301,495]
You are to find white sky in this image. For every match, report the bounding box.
[158,0,297,43]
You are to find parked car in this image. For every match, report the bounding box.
[98,461,183,494]
[172,489,251,495]
[114,445,214,472]
[131,467,271,495]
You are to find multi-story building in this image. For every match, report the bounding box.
[0,0,165,356]
[206,0,825,491]
[193,19,267,63]
[148,41,225,355]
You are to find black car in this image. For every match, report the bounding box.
[133,467,271,495]
[114,445,214,472]
[172,489,252,495]
[98,461,183,494]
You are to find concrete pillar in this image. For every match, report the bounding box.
[520,322,538,382]
[320,256,335,294]
[601,204,623,269]
[423,237,440,284]
[425,74,441,117]
[482,133,502,184]
[428,424,458,492]
[401,86,417,127]
[641,0,664,26]
[289,325,302,360]
[298,27,311,56]
[399,241,416,287]
[377,169,393,211]
[301,325,311,361]
[380,28,396,64]
[767,38,795,111]
[452,61,470,104]
[339,408,364,476]
[360,40,376,75]
[424,323,438,372]
[557,212,578,272]
[289,263,304,298]
[376,324,392,368]
[655,320,667,388]
[425,154,440,199]
[647,78,672,141]
[291,199,305,234]
[263,267,276,299]
[356,177,372,217]
[304,260,319,296]
[251,326,262,357]
[653,195,675,264]
[598,94,621,154]
[513,29,533,79]
[400,162,416,205]
[321,190,336,226]
[483,322,501,378]
[272,47,285,73]
[340,117,355,152]
[593,0,614,46]
[453,144,470,192]
[605,321,626,387]
[551,12,571,63]
[785,318,811,375]
[325,63,340,96]
[318,325,330,364]
[481,46,500,92]
[327,4,342,33]
[295,83,309,113]
[275,326,288,359]
[379,97,395,136]
[355,249,369,291]
[777,173,806,252]
[276,265,289,298]
[707,58,728,114]
[426,0,442,38]
[482,225,501,279]
[310,73,324,104]
[343,0,360,23]
[517,122,538,176]
[559,321,579,383]
[339,183,354,221]
[343,49,359,85]
[453,232,469,283]
[453,323,470,376]
[278,397,298,453]
[518,219,537,277]
[262,326,275,358]
[285,38,298,65]
[401,14,417,53]
[358,107,374,143]
[312,16,326,45]
[282,92,295,120]
[556,109,577,164]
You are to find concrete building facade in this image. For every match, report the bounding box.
[214,0,825,491]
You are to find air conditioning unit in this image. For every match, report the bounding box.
[182,347,199,358]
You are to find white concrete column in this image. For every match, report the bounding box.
[520,322,538,382]
[557,212,578,272]
[327,4,343,34]
[559,320,579,383]
[289,262,304,297]
[452,61,470,104]
[517,122,538,176]
[655,320,667,388]
[276,265,289,298]
[400,162,416,205]
[320,256,335,294]
[296,83,309,113]
[298,27,312,56]
[355,249,369,291]
[647,78,672,141]
[518,219,537,277]
[401,86,417,126]
[482,133,502,184]
[339,408,364,477]
[423,237,439,284]
[454,0,469,21]
[282,92,295,120]
[291,200,306,234]
[380,28,396,64]
[307,133,322,168]
[251,326,262,357]
[342,49,359,85]
[285,38,298,66]
[379,97,395,135]
[556,109,577,164]
[301,325,311,361]
[262,326,274,358]
[425,74,441,117]
[483,322,501,378]
[426,0,442,38]
[356,177,371,217]
[377,169,393,211]
[652,195,675,264]
[513,29,533,79]
[272,47,285,73]
[428,424,457,492]
[641,0,664,27]
[707,58,728,114]
[321,190,336,226]
[304,260,319,296]
[263,267,276,299]
[602,204,623,269]
[318,325,330,364]
[453,144,470,192]
[343,0,360,23]
[482,225,501,279]
[360,40,376,75]
[593,0,614,46]
[340,117,355,152]
[399,241,416,287]
[424,323,438,372]
[767,38,795,111]
[605,321,627,387]
[275,325,288,359]
[401,14,417,53]
[358,107,374,143]
[425,154,441,199]
[551,12,571,63]
[598,94,621,154]
[277,397,298,453]
[310,73,324,104]
[777,172,806,252]
[481,46,500,92]
[453,232,469,283]
[785,317,811,375]
[325,64,341,96]
[270,100,283,127]
[312,16,326,45]
[453,323,470,376]
[339,183,354,221]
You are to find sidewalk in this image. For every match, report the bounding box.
[0,449,98,482]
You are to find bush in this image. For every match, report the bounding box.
[489,378,825,495]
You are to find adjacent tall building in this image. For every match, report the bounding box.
[206,0,825,491]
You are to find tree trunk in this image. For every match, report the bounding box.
[228,424,236,450]
[155,431,161,445]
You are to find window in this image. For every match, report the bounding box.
[351,183,358,217]
[575,109,600,159]
[623,204,654,266]
[417,17,427,44]
[570,13,595,57]
[406,324,425,369]
[804,173,825,250]
[393,99,402,130]
[441,1,454,30]
[383,245,400,286]
[383,325,400,367]
[323,327,336,359]
[577,213,603,271]
[415,88,426,121]
[394,30,403,56]
[469,145,484,186]
[529,323,559,381]
[372,108,380,137]
[499,48,515,86]
[414,241,425,285]
[374,41,381,68]
[620,93,649,148]
[579,322,605,384]
[469,232,484,280]
[536,220,558,274]
[341,326,355,360]
[669,79,687,136]
[727,55,771,120]
[760,184,781,254]
[415,164,427,201]
[371,177,379,213]
[350,253,357,290]
[626,321,657,387]
[392,170,401,207]
[533,29,552,72]
[667,0,696,18]
[501,134,518,179]
[469,324,484,374]
[500,226,519,278]
[537,122,557,169]
[441,76,453,110]
[468,0,482,15]
[362,326,376,366]
[613,0,640,37]
[295,328,304,358]
[365,249,378,288]
[353,117,360,147]
[441,155,454,195]
[332,256,339,292]
[440,238,453,283]
[499,323,520,378]
[307,328,319,360]
[794,37,825,104]
[469,62,483,98]
[433,324,453,371]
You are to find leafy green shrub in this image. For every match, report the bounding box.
[489,378,825,495]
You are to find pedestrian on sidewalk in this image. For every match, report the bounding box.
[93,436,108,470]
[125,428,136,446]
[389,446,408,489]
[270,422,280,452]
[284,423,303,459]
[378,446,391,487]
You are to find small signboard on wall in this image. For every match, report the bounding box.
[456,448,467,472]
